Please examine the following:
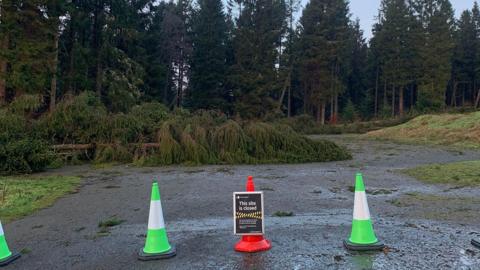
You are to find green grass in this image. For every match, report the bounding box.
[96,217,125,237]
[278,114,412,135]
[401,160,480,187]
[367,111,480,149]
[386,192,479,221]
[98,217,125,228]
[0,175,81,222]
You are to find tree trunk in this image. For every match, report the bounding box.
[65,9,76,96]
[66,43,75,95]
[177,63,184,108]
[410,85,414,111]
[321,100,326,125]
[0,34,7,105]
[287,85,291,117]
[277,71,291,112]
[451,81,457,107]
[383,80,387,111]
[163,63,172,104]
[316,103,321,123]
[303,86,308,115]
[50,28,60,112]
[329,96,334,122]
[391,84,395,117]
[475,88,480,108]
[93,1,103,96]
[399,85,404,116]
[96,62,102,96]
[374,68,379,118]
[473,80,476,106]
[334,93,338,123]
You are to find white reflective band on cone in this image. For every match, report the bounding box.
[353,191,371,220]
[148,200,165,229]
[0,221,3,235]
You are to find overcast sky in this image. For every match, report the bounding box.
[304,0,478,39]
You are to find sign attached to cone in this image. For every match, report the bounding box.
[234,176,271,253]
[138,180,176,260]
[344,173,385,251]
[234,191,265,235]
[0,221,20,266]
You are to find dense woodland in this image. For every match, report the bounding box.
[0,0,479,124]
[2,0,480,173]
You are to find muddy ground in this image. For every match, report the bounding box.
[3,135,480,270]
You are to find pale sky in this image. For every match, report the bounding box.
[215,0,477,40]
[301,0,477,39]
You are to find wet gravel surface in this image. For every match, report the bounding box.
[3,135,480,269]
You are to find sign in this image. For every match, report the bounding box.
[233,192,264,235]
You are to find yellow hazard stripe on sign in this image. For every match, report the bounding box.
[236,211,262,219]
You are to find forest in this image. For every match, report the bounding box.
[1,0,480,174]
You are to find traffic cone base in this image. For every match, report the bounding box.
[138,246,176,261]
[343,240,384,251]
[234,235,271,253]
[0,251,20,267]
[472,239,480,249]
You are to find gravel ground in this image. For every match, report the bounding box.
[3,135,480,270]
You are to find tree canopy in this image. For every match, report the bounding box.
[1,0,480,122]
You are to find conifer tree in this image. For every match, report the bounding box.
[414,0,455,111]
[230,0,287,118]
[189,0,229,111]
[452,10,477,107]
[298,0,349,124]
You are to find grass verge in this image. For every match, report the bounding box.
[367,111,480,149]
[0,175,81,222]
[386,192,479,221]
[278,114,411,135]
[401,160,480,187]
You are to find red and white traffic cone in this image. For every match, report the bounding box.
[234,176,271,253]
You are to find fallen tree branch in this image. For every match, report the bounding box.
[52,143,161,151]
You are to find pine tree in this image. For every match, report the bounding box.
[188,0,229,111]
[278,0,301,117]
[45,0,67,111]
[1,1,52,100]
[298,0,349,124]
[452,10,476,107]
[344,19,368,117]
[414,0,455,111]
[0,0,12,104]
[140,2,173,103]
[472,1,480,108]
[230,0,287,118]
[375,0,417,116]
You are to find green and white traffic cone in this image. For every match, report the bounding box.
[344,173,385,251]
[138,181,176,260]
[0,220,21,266]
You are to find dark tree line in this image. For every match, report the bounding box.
[1,0,479,124]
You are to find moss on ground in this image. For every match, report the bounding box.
[367,111,480,149]
[401,160,480,187]
[0,176,81,222]
[387,192,480,221]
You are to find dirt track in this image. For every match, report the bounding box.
[4,135,480,269]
